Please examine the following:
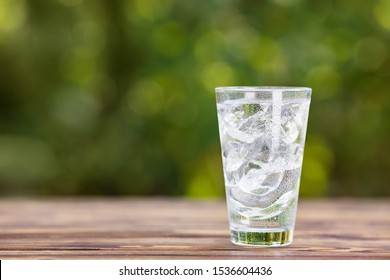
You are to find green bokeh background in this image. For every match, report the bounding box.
[0,0,389,197]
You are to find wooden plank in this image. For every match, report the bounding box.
[0,198,389,259]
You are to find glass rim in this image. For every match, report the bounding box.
[215,86,312,92]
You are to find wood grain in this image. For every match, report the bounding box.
[0,198,389,259]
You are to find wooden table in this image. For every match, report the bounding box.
[0,198,389,259]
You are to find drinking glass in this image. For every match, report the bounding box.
[215,86,311,246]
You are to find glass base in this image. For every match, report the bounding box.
[230,229,293,247]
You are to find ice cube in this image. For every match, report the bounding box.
[281,119,299,144]
[228,186,296,219]
[222,141,251,184]
[224,127,255,143]
[225,148,245,172]
[281,106,296,123]
[239,116,267,139]
[223,106,245,128]
[250,138,289,173]
[222,103,269,144]
[293,102,309,127]
[250,138,272,164]
[229,186,278,208]
[229,182,293,207]
[237,165,267,193]
[286,144,303,169]
[261,172,284,190]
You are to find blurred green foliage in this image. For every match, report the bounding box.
[0,0,389,197]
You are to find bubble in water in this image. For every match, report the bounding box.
[279,168,300,190]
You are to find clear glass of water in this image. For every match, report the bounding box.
[215,87,311,247]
